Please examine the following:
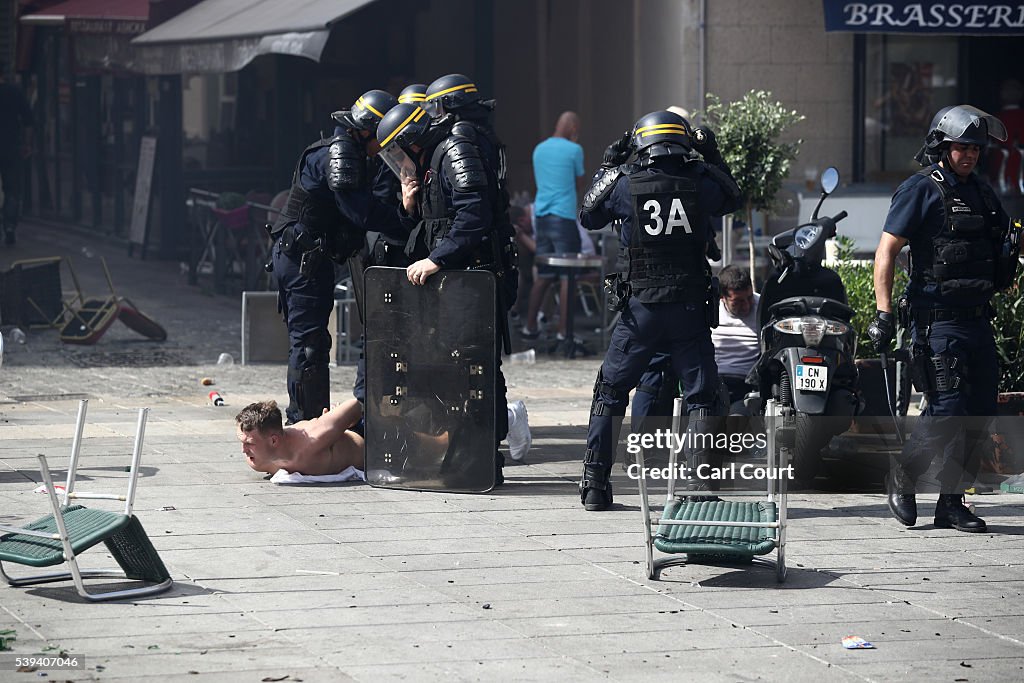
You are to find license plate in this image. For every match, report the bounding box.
[795,364,828,392]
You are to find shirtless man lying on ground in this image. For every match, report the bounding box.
[235,398,364,476]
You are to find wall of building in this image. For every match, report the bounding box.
[490,0,850,211]
[706,0,854,194]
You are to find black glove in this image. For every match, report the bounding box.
[867,310,896,353]
[602,131,633,168]
[706,236,722,262]
[692,126,720,161]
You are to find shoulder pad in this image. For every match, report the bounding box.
[328,134,365,191]
[581,166,623,214]
[442,138,487,191]
[450,120,479,143]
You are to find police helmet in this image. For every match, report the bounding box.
[398,84,427,105]
[423,74,480,118]
[377,103,431,150]
[631,110,693,160]
[924,104,1008,152]
[333,89,398,133]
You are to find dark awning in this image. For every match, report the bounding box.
[823,0,1024,35]
[20,0,149,33]
[131,0,377,74]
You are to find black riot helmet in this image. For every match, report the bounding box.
[375,102,432,180]
[423,74,480,118]
[398,83,427,105]
[333,89,398,134]
[917,104,1008,165]
[631,110,694,162]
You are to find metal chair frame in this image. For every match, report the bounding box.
[0,400,173,601]
[637,397,789,582]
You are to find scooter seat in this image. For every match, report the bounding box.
[763,296,854,327]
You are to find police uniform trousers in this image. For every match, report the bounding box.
[586,298,719,471]
[899,317,998,492]
[272,235,336,424]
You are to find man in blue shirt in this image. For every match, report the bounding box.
[522,112,585,347]
[869,104,1014,533]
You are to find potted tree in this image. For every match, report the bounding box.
[702,90,804,286]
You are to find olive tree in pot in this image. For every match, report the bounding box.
[702,90,804,287]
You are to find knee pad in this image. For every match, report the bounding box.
[300,329,332,367]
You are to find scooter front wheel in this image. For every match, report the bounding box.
[792,412,829,484]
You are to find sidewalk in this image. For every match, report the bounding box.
[1,221,1023,682]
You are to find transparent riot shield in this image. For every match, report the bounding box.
[363,266,497,493]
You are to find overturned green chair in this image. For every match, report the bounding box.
[637,398,788,582]
[0,401,173,601]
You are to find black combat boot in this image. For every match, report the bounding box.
[886,463,917,526]
[579,449,612,511]
[934,494,987,533]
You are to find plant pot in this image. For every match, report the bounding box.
[985,392,1024,475]
[854,357,898,418]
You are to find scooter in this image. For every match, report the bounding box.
[747,167,859,483]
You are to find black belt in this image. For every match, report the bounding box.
[913,304,990,324]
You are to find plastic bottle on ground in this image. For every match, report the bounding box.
[508,349,536,364]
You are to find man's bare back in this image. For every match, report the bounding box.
[236,399,364,477]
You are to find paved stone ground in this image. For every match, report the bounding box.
[1,222,1023,682]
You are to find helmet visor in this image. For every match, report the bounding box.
[421,98,442,119]
[379,143,418,181]
[938,105,1008,143]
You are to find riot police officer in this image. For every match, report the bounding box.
[870,105,1016,533]
[376,84,518,484]
[271,88,397,424]
[350,89,420,412]
[577,110,741,511]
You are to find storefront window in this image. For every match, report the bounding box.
[863,34,958,184]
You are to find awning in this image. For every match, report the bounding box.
[20,0,149,33]
[131,0,377,74]
[823,0,1024,34]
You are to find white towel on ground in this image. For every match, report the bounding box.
[270,466,365,485]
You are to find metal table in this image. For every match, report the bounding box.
[534,253,604,358]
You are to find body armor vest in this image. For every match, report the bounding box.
[272,136,366,261]
[620,166,710,304]
[417,123,516,272]
[273,137,345,239]
[912,167,1000,302]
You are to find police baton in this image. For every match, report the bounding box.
[879,350,904,444]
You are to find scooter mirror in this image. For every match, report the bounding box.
[820,167,840,195]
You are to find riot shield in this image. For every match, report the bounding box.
[364,266,497,492]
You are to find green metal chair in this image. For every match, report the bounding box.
[0,401,173,601]
[637,397,788,582]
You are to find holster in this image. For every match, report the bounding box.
[278,224,325,277]
[604,274,630,312]
[910,346,964,393]
[706,277,720,328]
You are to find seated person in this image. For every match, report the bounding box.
[712,264,760,411]
[235,398,364,476]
